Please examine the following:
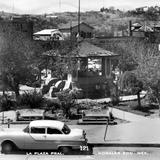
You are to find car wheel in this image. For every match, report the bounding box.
[59,146,71,155]
[1,142,14,154]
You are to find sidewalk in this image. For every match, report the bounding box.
[77,91,146,104]
[109,107,149,122]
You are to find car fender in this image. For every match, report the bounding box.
[1,136,25,149]
[1,139,19,149]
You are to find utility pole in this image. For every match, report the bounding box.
[78,0,80,35]
[59,0,61,13]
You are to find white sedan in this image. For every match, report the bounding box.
[0,120,88,154]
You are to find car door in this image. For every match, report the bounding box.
[44,127,69,150]
[24,127,47,150]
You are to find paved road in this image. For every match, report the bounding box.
[0,147,160,160]
[2,119,160,145]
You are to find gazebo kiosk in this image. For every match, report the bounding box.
[70,41,119,98]
[42,41,119,98]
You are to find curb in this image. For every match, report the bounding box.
[88,143,160,148]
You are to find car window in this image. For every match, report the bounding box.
[31,127,45,134]
[62,124,71,134]
[47,128,62,134]
[23,125,29,133]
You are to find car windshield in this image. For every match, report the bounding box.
[62,124,71,134]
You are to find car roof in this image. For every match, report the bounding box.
[29,120,64,130]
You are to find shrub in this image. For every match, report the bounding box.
[18,91,45,109]
[104,80,120,105]
[56,89,78,118]
[32,80,41,88]
[42,85,50,95]
[44,99,61,110]
[0,95,17,111]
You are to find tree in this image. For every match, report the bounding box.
[50,56,69,80]
[0,29,42,100]
[133,41,160,115]
[144,6,160,21]
[104,38,139,72]
[120,71,143,107]
[43,39,79,81]
[106,38,160,109]
[105,38,159,73]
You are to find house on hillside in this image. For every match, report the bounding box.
[135,6,148,13]
[154,24,160,32]
[59,22,94,39]
[128,21,160,42]
[33,29,64,41]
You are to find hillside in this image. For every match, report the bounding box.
[0,6,160,36]
[54,11,143,36]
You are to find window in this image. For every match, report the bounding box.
[88,58,102,76]
[31,127,45,134]
[23,125,29,133]
[87,32,92,38]
[47,128,62,134]
[62,124,71,134]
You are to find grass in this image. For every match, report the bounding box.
[114,99,159,117]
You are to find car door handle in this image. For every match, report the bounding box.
[43,135,47,138]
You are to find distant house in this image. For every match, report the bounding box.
[128,21,160,42]
[135,6,148,13]
[131,23,142,30]
[33,29,64,41]
[59,22,94,39]
[153,24,160,32]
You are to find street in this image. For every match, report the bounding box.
[0,147,160,160]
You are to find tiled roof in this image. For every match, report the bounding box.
[75,41,118,57]
[33,29,60,35]
[43,41,118,58]
[132,23,142,27]
[132,21,160,30]
[138,25,153,32]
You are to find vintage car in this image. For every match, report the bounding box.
[0,120,88,154]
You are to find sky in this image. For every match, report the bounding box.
[0,0,159,14]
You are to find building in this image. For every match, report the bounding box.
[33,29,64,41]
[59,22,94,39]
[128,21,160,43]
[0,16,33,40]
